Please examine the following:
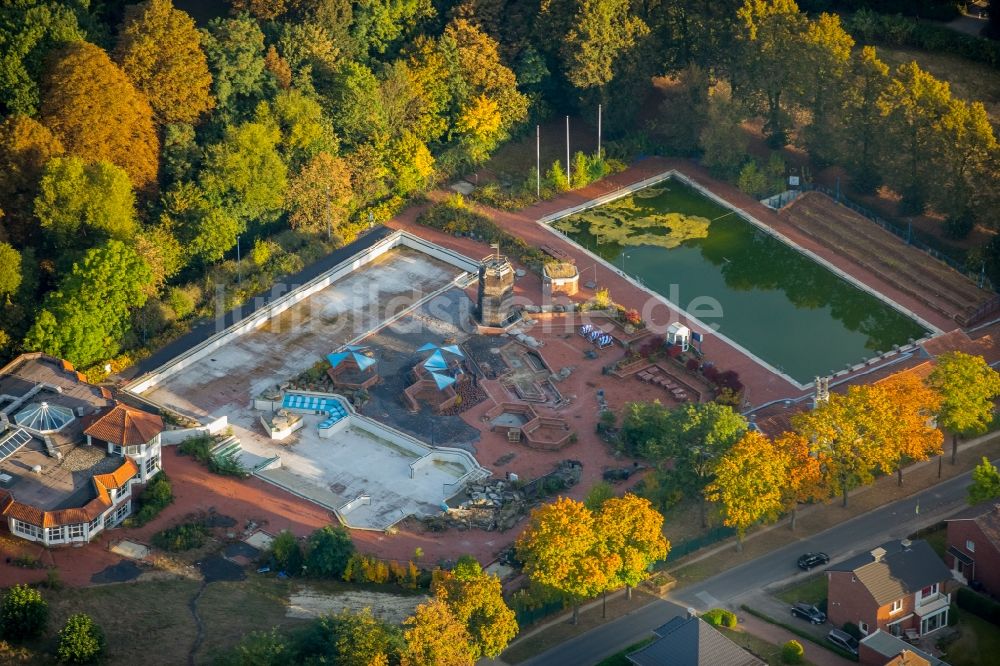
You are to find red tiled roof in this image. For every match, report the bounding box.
[84,402,163,446]
[0,458,139,529]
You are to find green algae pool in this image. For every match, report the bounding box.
[551,178,930,384]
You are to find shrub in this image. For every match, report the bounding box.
[167,286,196,320]
[152,522,209,552]
[57,613,105,663]
[0,584,48,640]
[702,608,737,628]
[178,435,213,462]
[208,450,248,478]
[305,526,355,579]
[126,472,173,527]
[956,587,1000,627]
[781,639,804,664]
[270,531,304,575]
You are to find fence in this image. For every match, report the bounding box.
[514,599,568,628]
[662,526,737,562]
[804,183,992,290]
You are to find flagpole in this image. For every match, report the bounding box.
[536,125,541,199]
[598,103,602,160]
[566,115,571,186]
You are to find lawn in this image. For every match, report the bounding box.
[776,574,828,607]
[941,609,1000,666]
[910,521,947,559]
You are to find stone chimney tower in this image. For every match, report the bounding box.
[477,245,515,327]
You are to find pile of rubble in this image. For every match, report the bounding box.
[425,460,583,533]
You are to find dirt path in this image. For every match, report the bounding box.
[188,581,208,666]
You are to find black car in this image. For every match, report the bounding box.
[797,552,830,570]
[790,602,826,625]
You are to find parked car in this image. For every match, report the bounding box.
[797,552,830,570]
[790,602,826,625]
[826,628,859,656]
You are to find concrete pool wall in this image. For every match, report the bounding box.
[124,230,480,396]
[537,170,940,389]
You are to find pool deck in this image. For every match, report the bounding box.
[387,157,960,406]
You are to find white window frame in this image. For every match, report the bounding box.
[145,455,159,476]
[13,520,41,539]
[88,515,102,534]
[967,539,976,553]
[67,523,85,540]
[47,525,65,542]
[858,620,869,636]
[890,599,903,614]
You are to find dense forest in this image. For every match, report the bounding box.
[0,0,997,375]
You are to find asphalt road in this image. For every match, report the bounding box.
[520,457,990,666]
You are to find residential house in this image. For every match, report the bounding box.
[944,501,1000,596]
[827,539,952,639]
[627,614,765,666]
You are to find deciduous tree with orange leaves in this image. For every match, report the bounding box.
[40,42,159,190]
[432,555,518,660]
[705,430,788,551]
[400,594,476,666]
[595,494,669,600]
[774,431,825,530]
[516,497,615,625]
[872,371,943,485]
[115,0,215,125]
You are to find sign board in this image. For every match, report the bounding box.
[788,175,800,187]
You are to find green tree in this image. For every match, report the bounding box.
[0,242,23,298]
[23,240,153,367]
[933,98,997,223]
[0,1,86,115]
[306,525,355,578]
[878,61,954,215]
[351,0,435,55]
[200,13,269,113]
[34,157,138,249]
[969,457,1000,505]
[328,61,388,148]
[201,121,288,225]
[298,609,399,666]
[699,84,748,178]
[930,351,1000,465]
[562,0,648,90]
[515,497,613,624]
[735,0,807,146]
[160,181,240,266]
[433,560,518,659]
[737,160,768,197]
[56,613,105,664]
[116,0,214,125]
[388,131,435,195]
[40,41,159,190]
[842,46,889,193]
[285,151,353,238]
[584,481,615,510]
[1,584,48,640]
[259,88,337,167]
[216,628,289,666]
[799,12,853,165]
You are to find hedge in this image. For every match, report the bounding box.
[845,10,1000,68]
[956,587,1000,627]
[702,608,738,628]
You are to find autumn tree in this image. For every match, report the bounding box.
[792,387,888,507]
[258,88,337,167]
[433,557,518,659]
[516,497,614,624]
[969,457,1000,505]
[264,45,292,90]
[704,430,788,550]
[595,494,669,598]
[929,351,1000,465]
[799,12,853,165]
[115,0,215,125]
[34,157,138,249]
[842,46,890,193]
[351,0,435,55]
[39,41,159,189]
[872,372,943,485]
[298,608,399,666]
[230,0,289,20]
[24,240,153,368]
[388,131,435,196]
[699,83,748,179]
[0,115,64,243]
[400,595,476,666]
[933,98,997,228]
[285,151,353,238]
[774,431,824,530]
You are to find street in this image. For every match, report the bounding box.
[519,456,991,665]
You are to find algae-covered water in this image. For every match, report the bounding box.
[552,179,930,383]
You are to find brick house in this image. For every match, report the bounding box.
[944,502,1000,596]
[827,539,952,639]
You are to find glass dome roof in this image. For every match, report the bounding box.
[13,401,75,433]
